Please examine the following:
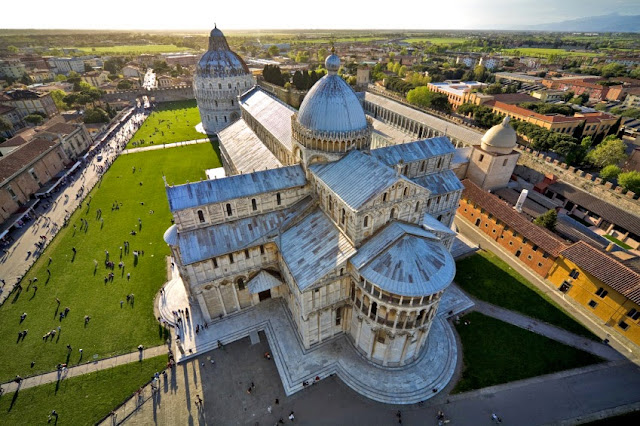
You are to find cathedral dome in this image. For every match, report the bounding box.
[480,116,517,155]
[196,25,250,78]
[296,54,367,133]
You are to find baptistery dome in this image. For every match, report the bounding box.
[194,25,255,134]
[296,54,368,133]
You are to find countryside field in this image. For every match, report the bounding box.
[501,47,603,57]
[403,37,469,45]
[75,44,194,54]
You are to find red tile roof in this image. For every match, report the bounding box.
[462,180,568,256]
[0,138,59,183]
[560,241,640,305]
[486,100,584,124]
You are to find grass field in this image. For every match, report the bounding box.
[0,355,167,425]
[501,47,602,58]
[403,37,468,45]
[128,100,207,148]
[453,312,602,393]
[455,251,597,340]
[75,44,193,54]
[0,143,221,383]
[602,234,633,250]
[292,36,385,44]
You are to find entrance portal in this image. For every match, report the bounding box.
[258,289,272,301]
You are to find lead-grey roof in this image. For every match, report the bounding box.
[177,203,303,265]
[247,270,282,294]
[279,208,356,291]
[422,213,457,236]
[309,149,407,210]
[364,92,483,146]
[412,170,463,196]
[218,119,282,173]
[351,222,454,297]
[240,87,295,152]
[166,165,306,212]
[371,137,456,166]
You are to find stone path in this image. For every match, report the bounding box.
[0,345,167,394]
[471,299,623,361]
[455,216,640,361]
[158,266,474,405]
[122,138,211,155]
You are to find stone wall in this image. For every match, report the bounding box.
[257,79,307,109]
[515,145,640,218]
[101,86,195,103]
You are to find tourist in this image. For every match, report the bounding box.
[288,411,295,421]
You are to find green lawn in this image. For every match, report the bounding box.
[455,251,597,340]
[0,143,221,383]
[0,355,167,425]
[453,312,602,393]
[501,47,602,58]
[602,234,633,250]
[74,44,193,55]
[128,100,208,148]
[403,37,468,45]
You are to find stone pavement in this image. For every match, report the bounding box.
[455,216,640,362]
[122,138,211,155]
[0,110,147,304]
[471,299,623,361]
[158,265,474,405]
[0,345,167,394]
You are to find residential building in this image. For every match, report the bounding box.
[547,241,640,346]
[494,72,544,85]
[0,58,27,80]
[427,81,487,110]
[623,88,640,109]
[165,54,199,67]
[456,56,476,68]
[0,89,59,118]
[81,70,110,87]
[46,57,86,75]
[122,65,142,79]
[28,69,55,84]
[530,89,566,103]
[479,56,500,70]
[157,75,174,88]
[0,104,23,138]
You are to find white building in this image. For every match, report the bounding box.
[193,26,255,134]
[165,49,463,367]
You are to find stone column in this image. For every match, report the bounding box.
[196,292,212,322]
[216,286,227,315]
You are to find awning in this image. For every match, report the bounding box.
[0,198,40,239]
[35,161,81,197]
[247,271,282,294]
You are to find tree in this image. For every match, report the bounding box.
[406,86,451,113]
[55,74,67,82]
[24,114,44,126]
[585,135,627,167]
[600,165,621,180]
[267,45,280,57]
[117,80,133,90]
[534,209,557,230]
[562,91,575,102]
[473,65,487,81]
[484,83,503,94]
[0,116,13,133]
[600,63,625,78]
[83,107,110,123]
[50,89,69,111]
[618,171,640,194]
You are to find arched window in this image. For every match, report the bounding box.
[383,193,388,202]
[363,215,369,227]
[224,116,227,123]
[251,198,257,211]
[228,83,232,89]
[218,83,222,89]
[197,210,205,223]
[415,202,420,212]
[390,208,396,219]
[371,301,378,316]
[276,193,281,205]
[214,100,218,107]
[341,208,346,224]
[328,195,333,211]
[237,278,245,290]
[231,100,234,106]
[226,203,232,216]
[403,187,408,197]
[437,158,443,169]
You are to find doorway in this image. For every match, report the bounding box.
[258,289,271,301]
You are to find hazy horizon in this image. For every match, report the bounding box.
[3,0,640,31]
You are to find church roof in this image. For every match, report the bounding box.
[247,270,282,294]
[412,170,464,196]
[296,54,367,134]
[196,26,249,78]
[279,208,356,291]
[218,119,282,173]
[166,165,306,212]
[351,222,455,297]
[240,87,295,152]
[309,150,407,210]
[371,137,456,166]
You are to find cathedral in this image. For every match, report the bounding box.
[164,27,517,367]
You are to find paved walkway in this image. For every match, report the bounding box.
[0,345,167,394]
[0,110,147,304]
[454,217,640,362]
[157,265,474,404]
[471,299,623,361]
[122,138,211,155]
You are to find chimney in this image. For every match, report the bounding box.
[514,189,528,213]
[606,242,615,252]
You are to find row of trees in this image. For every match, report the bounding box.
[291,69,326,90]
[406,87,452,113]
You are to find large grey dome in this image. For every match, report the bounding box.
[196,25,250,78]
[296,55,367,133]
[481,116,517,155]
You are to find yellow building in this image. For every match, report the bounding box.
[547,241,640,346]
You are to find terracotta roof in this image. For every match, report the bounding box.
[0,138,59,183]
[41,122,77,135]
[0,104,16,115]
[491,93,539,104]
[547,181,640,237]
[560,241,640,305]
[462,179,567,256]
[0,135,28,148]
[486,100,584,124]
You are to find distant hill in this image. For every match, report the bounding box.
[524,13,640,33]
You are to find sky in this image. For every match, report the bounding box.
[3,0,640,30]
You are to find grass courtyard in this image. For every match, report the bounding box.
[453,312,602,393]
[455,251,597,340]
[0,355,167,425]
[0,143,221,383]
[127,100,209,148]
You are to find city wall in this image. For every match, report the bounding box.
[101,86,195,103]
